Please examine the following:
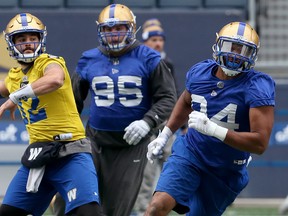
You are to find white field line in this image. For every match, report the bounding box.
[232,198,285,208]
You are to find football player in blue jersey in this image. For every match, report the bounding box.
[145,22,275,216]
[52,4,177,216]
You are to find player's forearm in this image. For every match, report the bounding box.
[30,76,64,95]
[9,73,64,104]
[144,92,177,129]
[0,80,9,97]
[166,93,192,133]
[224,106,274,154]
[224,130,270,155]
[146,60,178,128]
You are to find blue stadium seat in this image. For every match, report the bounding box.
[20,0,63,8]
[205,0,247,8]
[158,0,202,8]
[113,0,155,8]
[66,0,110,8]
[0,0,17,7]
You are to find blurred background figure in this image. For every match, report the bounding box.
[141,18,180,97]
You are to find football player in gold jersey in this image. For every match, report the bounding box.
[0,13,103,216]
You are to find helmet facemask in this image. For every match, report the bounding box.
[97,21,134,52]
[97,4,137,53]
[4,13,47,63]
[6,30,47,63]
[212,22,260,76]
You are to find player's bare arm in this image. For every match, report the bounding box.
[0,80,16,119]
[0,99,17,120]
[30,62,65,95]
[0,80,9,97]
[8,62,65,105]
[224,106,274,154]
[166,90,192,133]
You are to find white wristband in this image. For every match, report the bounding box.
[213,125,228,141]
[159,126,173,142]
[9,84,35,104]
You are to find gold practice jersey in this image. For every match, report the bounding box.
[5,54,85,144]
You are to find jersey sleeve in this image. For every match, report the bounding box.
[246,73,275,107]
[76,55,89,79]
[33,54,67,74]
[185,61,203,93]
[4,75,11,94]
[4,67,23,93]
[140,45,161,74]
[76,48,98,80]
[71,71,90,114]
[143,60,177,128]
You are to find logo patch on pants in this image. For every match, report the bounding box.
[67,188,77,202]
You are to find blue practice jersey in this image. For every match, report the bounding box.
[185,59,275,171]
[76,45,161,131]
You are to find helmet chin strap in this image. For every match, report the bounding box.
[221,67,241,77]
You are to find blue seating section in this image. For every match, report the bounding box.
[0,0,18,7]
[115,0,155,8]
[0,0,247,9]
[204,0,247,8]
[20,0,63,8]
[158,0,202,8]
[66,0,110,8]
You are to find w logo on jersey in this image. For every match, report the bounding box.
[28,147,43,160]
[67,188,77,202]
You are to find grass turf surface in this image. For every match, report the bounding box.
[44,206,279,215]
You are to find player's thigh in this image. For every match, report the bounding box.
[2,165,55,215]
[48,153,100,213]
[156,155,201,214]
[191,171,241,216]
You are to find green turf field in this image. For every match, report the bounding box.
[2,195,282,215]
[222,206,279,216]
[0,197,282,216]
[170,207,279,215]
[44,206,279,216]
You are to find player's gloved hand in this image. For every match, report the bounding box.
[147,126,172,164]
[123,120,150,145]
[188,111,228,141]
